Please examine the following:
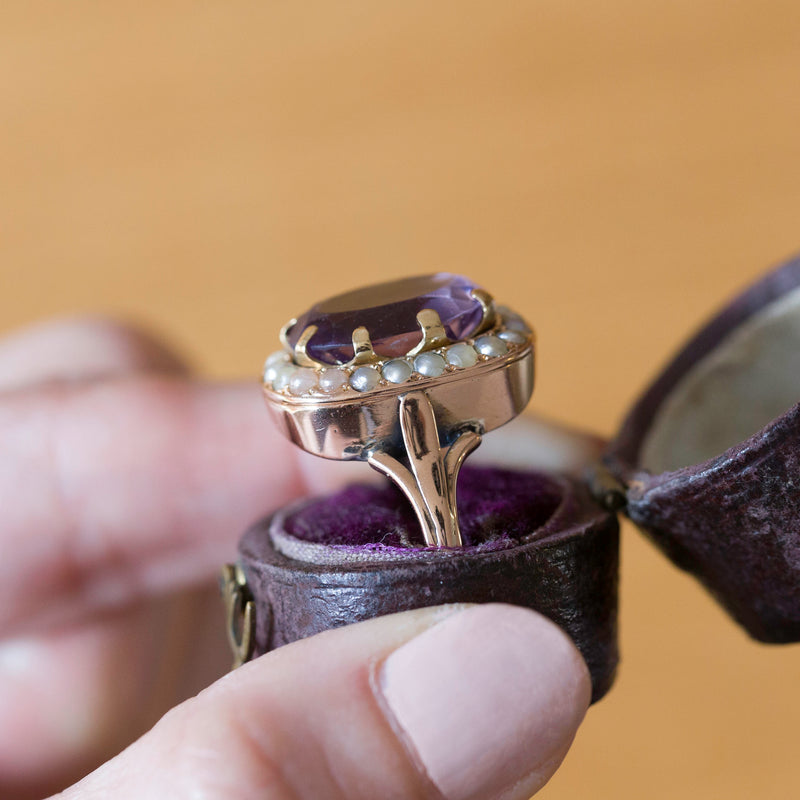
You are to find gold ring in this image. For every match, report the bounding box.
[263,273,535,547]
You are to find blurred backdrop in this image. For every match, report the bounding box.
[3,2,799,797]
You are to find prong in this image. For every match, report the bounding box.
[470,289,497,335]
[407,308,450,355]
[350,326,379,365]
[294,324,326,368]
[279,318,297,351]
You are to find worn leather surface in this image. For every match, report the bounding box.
[239,467,620,703]
[606,255,800,642]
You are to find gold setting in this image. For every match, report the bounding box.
[293,324,320,368]
[407,308,451,355]
[279,317,297,351]
[266,289,532,400]
[350,326,379,365]
[469,288,496,335]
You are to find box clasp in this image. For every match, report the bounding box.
[219,564,255,670]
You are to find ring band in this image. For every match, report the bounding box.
[262,273,535,547]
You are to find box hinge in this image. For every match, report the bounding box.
[586,461,627,512]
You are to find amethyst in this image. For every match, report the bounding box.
[286,273,485,365]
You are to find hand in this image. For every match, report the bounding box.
[0,317,602,800]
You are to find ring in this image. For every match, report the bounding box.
[262,273,535,548]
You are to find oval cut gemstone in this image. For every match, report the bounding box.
[286,274,485,365]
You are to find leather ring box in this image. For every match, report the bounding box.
[231,253,800,704]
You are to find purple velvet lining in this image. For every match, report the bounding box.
[282,465,563,551]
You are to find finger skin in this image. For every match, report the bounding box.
[0,318,194,798]
[0,373,371,793]
[0,375,367,635]
[0,608,161,796]
[55,605,591,800]
[0,315,187,392]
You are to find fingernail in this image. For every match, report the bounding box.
[376,604,591,800]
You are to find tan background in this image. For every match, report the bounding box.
[3,2,800,797]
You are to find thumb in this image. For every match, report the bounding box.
[57,604,591,800]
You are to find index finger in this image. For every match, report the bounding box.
[0,376,360,635]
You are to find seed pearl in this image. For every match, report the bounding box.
[350,366,381,392]
[446,342,478,368]
[319,368,349,393]
[502,315,531,334]
[288,367,318,396]
[498,329,527,345]
[266,350,290,365]
[383,359,413,384]
[474,335,508,357]
[271,364,297,392]
[414,352,447,377]
[263,351,290,382]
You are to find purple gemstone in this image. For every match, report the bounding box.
[287,274,485,366]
